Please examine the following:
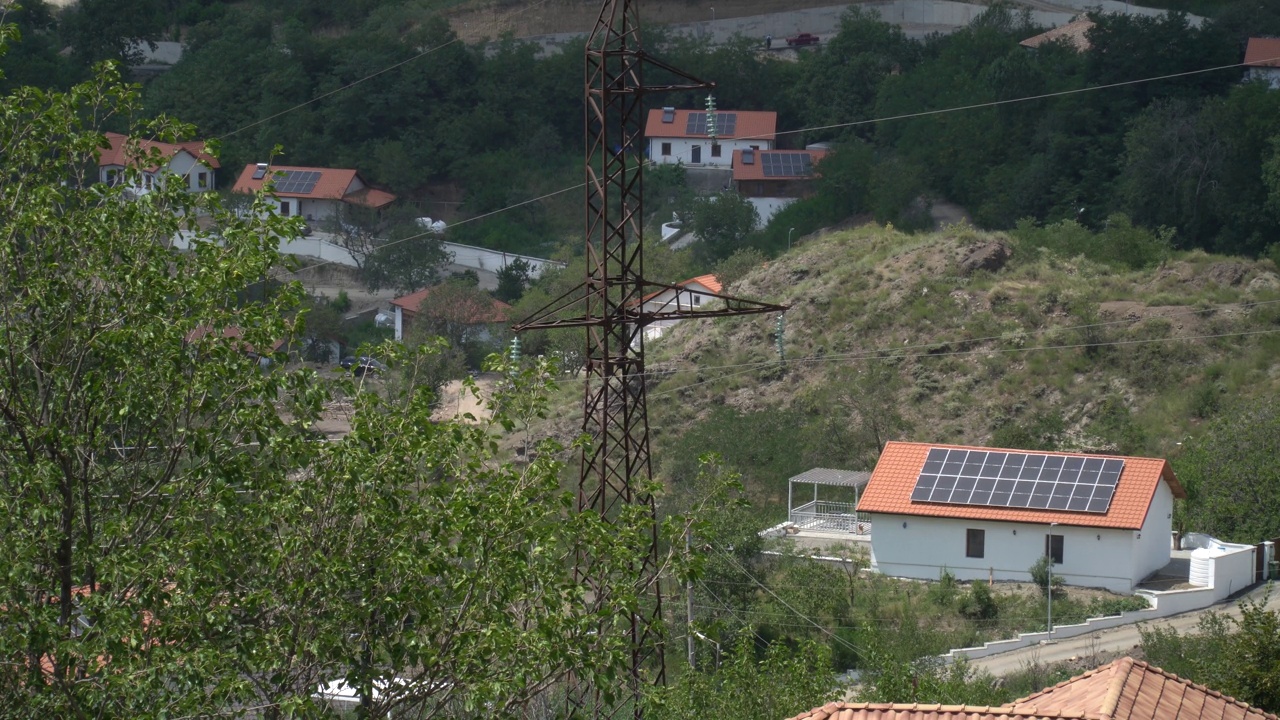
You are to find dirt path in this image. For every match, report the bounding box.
[969,581,1280,677]
[432,373,500,424]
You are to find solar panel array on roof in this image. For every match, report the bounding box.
[685,112,737,136]
[272,170,321,194]
[760,152,814,177]
[910,447,1123,513]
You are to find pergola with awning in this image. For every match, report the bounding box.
[787,468,872,534]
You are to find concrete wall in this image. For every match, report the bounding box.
[869,513,1139,593]
[748,196,795,226]
[1133,481,1174,583]
[1210,544,1257,601]
[441,242,565,279]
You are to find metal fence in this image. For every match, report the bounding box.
[789,500,871,534]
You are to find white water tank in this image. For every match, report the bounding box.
[1189,548,1214,587]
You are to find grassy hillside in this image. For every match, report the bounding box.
[540,223,1280,511]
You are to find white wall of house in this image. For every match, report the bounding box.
[1247,67,1280,89]
[641,281,719,341]
[1132,481,1175,583]
[394,306,405,341]
[747,197,795,226]
[648,137,772,168]
[269,197,343,222]
[100,151,215,196]
[868,512,1146,593]
[166,151,216,192]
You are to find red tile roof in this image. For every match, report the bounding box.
[391,285,511,324]
[637,273,725,306]
[732,148,828,181]
[1245,37,1280,68]
[99,131,220,170]
[788,658,1278,720]
[857,441,1184,530]
[1020,18,1095,51]
[231,164,397,208]
[644,108,778,142]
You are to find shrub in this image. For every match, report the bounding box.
[1028,556,1064,598]
[958,581,999,620]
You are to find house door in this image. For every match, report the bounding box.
[691,145,701,164]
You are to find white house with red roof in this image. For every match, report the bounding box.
[98,132,220,197]
[1245,37,1280,89]
[390,285,511,343]
[232,163,396,222]
[645,108,776,168]
[732,147,828,225]
[857,441,1186,592]
[640,274,723,341]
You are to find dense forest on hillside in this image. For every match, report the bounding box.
[6,0,1280,260]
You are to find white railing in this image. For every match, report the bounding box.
[790,501,870,534]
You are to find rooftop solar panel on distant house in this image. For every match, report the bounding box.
[662,107,676,123]
[760,152,814,177]
[272,170,321,194]
[685,112,737,136]
[909,447,1122,513]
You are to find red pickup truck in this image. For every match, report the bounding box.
[786,32,820,46]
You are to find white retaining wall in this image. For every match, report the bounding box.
[939,543,1256,664]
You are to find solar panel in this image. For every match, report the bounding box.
[910,448,1123,514]
[661,107,675,123]
[272,170,320,194]
[684,112,737,136]
[760,152,814,177]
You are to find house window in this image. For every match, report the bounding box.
[966,529,985,558]
[1045,534,1064,565]
[692,294,701,306]
[711,144,721,158]
[105,169,118,186]
[143,173,154,190]
[661,142,672,156]
[280,201,291,217]
[197,172,208,189]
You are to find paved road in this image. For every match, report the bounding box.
[969,581,1279,676]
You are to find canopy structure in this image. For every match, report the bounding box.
[787,468,872,535]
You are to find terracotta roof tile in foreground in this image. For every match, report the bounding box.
[857,441,1184,530]
[789,658,1278,720]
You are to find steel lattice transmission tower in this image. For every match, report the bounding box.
[515,0,785,714]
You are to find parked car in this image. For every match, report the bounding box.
[339,356,386,376]
[786,32,820,46]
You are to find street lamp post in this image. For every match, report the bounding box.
[1047,521,1058,641]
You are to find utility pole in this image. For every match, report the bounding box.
[686,526,696,670]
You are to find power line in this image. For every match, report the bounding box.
[260,54,1278,281]
[714,547,866,660]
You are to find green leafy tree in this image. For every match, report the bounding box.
[689,191,759,264]
[0,58,315,717]
[495,257,533,303]
[648,638,839,720]
[0,44,690,718]
[362,223,452,294]
[1174,397,1280,543]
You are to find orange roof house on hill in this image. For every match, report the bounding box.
[232,163,396,223]
[98,131,220,196]
[645,108,778,168]
[639,273,724,342]
[1244,37,1280,88]
[789,657,1278,720]
[857,441,1186,593]
[1019,17,1095,51]
[390,284,511,343]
